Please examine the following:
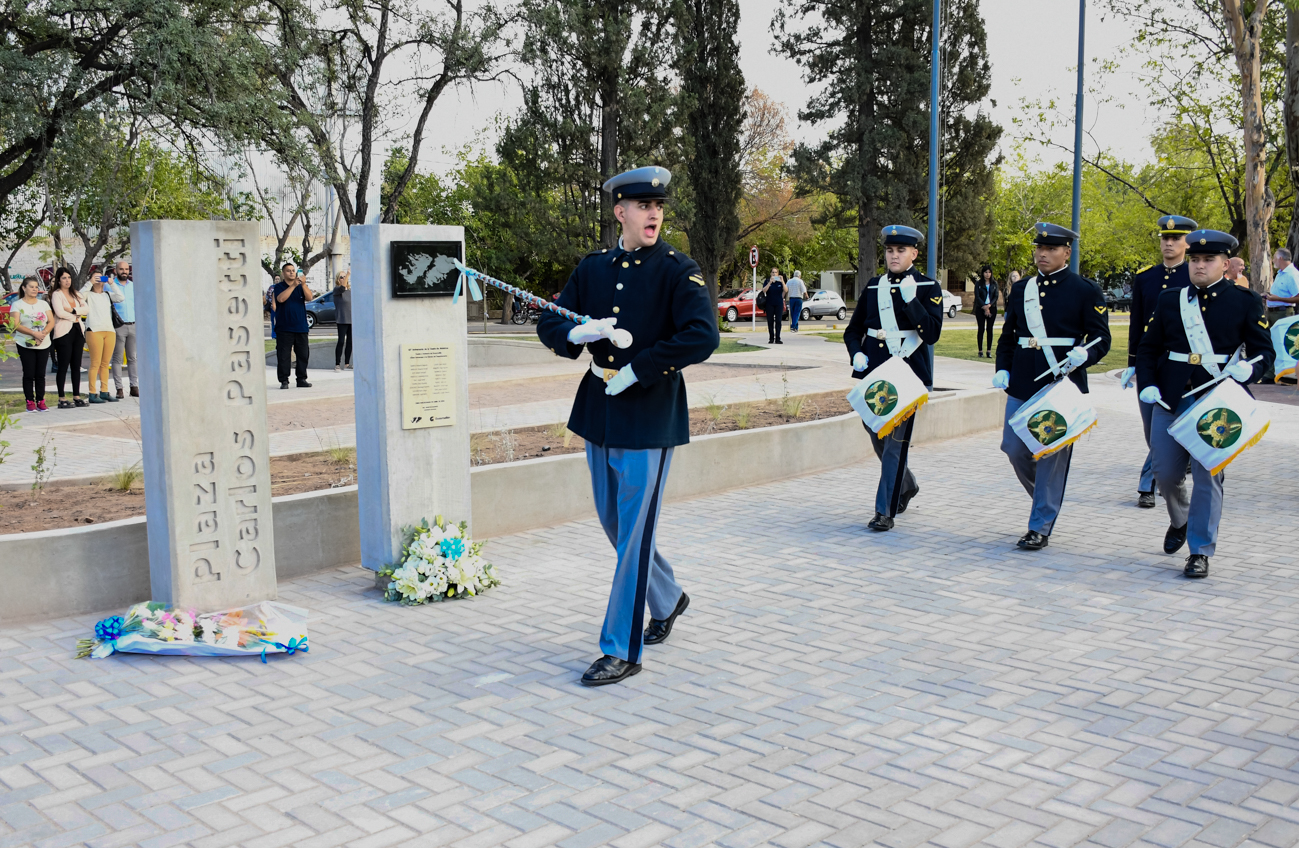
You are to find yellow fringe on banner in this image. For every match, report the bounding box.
[876,394,928,438]
[1031,419,1099,461]
[1276,366,1296,384]
[1207,421,1269,476]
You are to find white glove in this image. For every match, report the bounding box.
[992,370,1010,389]
[1139,386,1162,405]
[897,277,917,303]
[604,364,637,396]
[1226,360,1253,382]
[609,328,633,349]
[1067,347,1089,368]
[568,317,618,346]
[852,352,867,372]
[1120,366,1136,389]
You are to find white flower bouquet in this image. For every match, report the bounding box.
[379,516,499,604]
[77,601,309,661]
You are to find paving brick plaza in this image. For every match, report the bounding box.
[3,389,1298,848]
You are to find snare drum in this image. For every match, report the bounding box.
[1008,378,1098,459]
[1167,378,1270,475]
[1271,314,1299,383]
[846,355,929,436]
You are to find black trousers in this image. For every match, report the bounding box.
[17,345,50,402]
[335,323,352,365]
[53,324,85,397]
[277,331,310,384]
[976,310,997,352]
[767,307,783,341]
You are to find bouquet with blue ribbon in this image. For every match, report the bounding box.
[379,515,499,605]
[77,601,310,661]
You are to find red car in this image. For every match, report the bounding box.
[717,288,769,322]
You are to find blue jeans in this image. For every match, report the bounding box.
[789,297,803,330]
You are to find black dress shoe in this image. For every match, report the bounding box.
[1163,523,1188,554]
[1184,554,1209,579]
[580,655,641,686]
[644,592,690,645]
[897,484,919,514]
[1017,531,1049,550]
[280,382,290,390]
[297,381,312,388]
[868,513,894,531]
[1137,491,1156,508]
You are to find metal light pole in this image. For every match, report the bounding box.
[1070,0,1086,273]
[927,0,941,280]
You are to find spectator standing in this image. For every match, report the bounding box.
[1226,257,1250,288]
[1267,249,1299,320]
[83,272,123,403]
[10,276,53,411]
[332,271,352,370]
[761,268,786,344]
[272,262,313,389]
[49,267,88,408]
[267,274,281,340]
[973,265,1000,357]
[106,260,137,398]
[786,270,807,332]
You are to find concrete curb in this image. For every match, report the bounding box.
[0,388,1006,624]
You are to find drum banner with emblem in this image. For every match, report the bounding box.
[1167,378,1270,475]
[1271,314,1299,382]
[846,355,929,437]
[1008,377,1098,460]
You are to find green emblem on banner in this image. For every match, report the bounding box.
[1027,410,1068,446]
[1197,407,1242,449]
[1285,323,1299,357]
[864,380,898,416]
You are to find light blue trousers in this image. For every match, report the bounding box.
[1138,398,1157,494]
[866,416,917,517]
[1001,396,1074,535]
[1150,400,1225,556]
[586,444,682,664]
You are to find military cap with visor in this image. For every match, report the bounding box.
[602,166,671,201]
[1157,214,1198,237]
[880,224,924,247]
[1032,222,1080,246]
[1184,229,1238,256]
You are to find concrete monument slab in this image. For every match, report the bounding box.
[131,220,277,609]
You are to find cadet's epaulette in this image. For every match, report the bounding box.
[1136,263,1155,275]
[665,248,686,263]
[583,248,610,260]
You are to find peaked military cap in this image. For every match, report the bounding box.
[1184,229,1238,256]
[1157,214,1198,237]
[602,166,671,201]
[1032,222,1079,246]
[881,224,924,247]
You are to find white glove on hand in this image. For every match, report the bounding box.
[1120,366,1136,389]
[992,370,1010,389]
[604,364,637,396]
[568,317,618,346]
[1067,347,1089,368]
[609,328,633,349]
[1139,386,1162,405]
[897,278,918,303]
[1226,360,1253,382]
[852,352,868,372]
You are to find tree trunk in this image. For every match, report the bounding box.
[500,290,513,324]
[1223,0,1273,293]
[599,86,618,249]
[1285,7,1299,257]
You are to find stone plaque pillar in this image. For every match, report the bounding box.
[351,224,472,570]
[132,220,277,609]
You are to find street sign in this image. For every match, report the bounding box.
[749,246,759,268]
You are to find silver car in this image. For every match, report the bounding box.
[799,289,848,321]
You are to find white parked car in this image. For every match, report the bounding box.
[799,289,849,321]
[941,289,962,318]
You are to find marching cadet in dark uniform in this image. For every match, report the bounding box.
[1135,229,1273,579]
[994,223,1111,550]
[844,225,944,531]
[1121,215,1196,509]
[537,166,719,686]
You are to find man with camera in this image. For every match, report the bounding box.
[273,262,314,389]
[106,260,138,398]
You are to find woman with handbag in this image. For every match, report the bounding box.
[83,272,124,403]
[49,267,89,408]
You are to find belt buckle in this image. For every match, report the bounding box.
[602,367,617,383]
[1188,353,1201,365]
[874,329,888,340]
[1028,338,1041,350]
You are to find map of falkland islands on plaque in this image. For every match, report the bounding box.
[390,241,463,298]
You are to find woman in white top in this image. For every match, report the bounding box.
[49,267,89,408]
[83,272,124,403]
[9,276,53,411]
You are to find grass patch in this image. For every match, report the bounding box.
[715,337,755,355]
[0,393,26,409]
[814,327,1130,373]
[109,463,143,492]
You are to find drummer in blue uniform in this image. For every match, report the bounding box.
[537,165,719,686]
[1121,214,1197,509]
[844,225,944,531]
[1135,229,1274,579]
[994,222,1111,550]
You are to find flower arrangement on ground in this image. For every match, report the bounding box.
[379,515,499,604]
[76,601,309,661]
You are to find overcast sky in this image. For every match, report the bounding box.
[411,0,1156,176]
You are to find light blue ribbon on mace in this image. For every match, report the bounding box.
[260,636,309,663]
[452,260,591,325]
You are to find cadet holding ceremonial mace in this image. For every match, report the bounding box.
[1120,215,1196,509]
[993,223,1111,550]
[537,166,719,686]
[843,225,944,531]
[1135,230,1274,579]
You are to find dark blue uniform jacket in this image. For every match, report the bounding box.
[1128,261,1190,367]
[995,268,1112,401]
[844,269,944,388]
[537,238,719,449]
[1135,279,1274,402]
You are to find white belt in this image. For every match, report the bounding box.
[1168,351,1229,365]
[1018,336,1074,350]
[871,329,915,340]
[591,361,627,382]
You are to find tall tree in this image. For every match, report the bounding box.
[674,0,746,307]
[1222,0,1274,290]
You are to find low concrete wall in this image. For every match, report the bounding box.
[266,336,555,368]
[0,388,1005,623]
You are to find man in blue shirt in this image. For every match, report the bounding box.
[273,262,313,388]
[106,260,138,398]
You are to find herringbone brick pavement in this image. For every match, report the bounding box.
[2,393,1298,848]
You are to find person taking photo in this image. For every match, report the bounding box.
[273,263,313,389]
